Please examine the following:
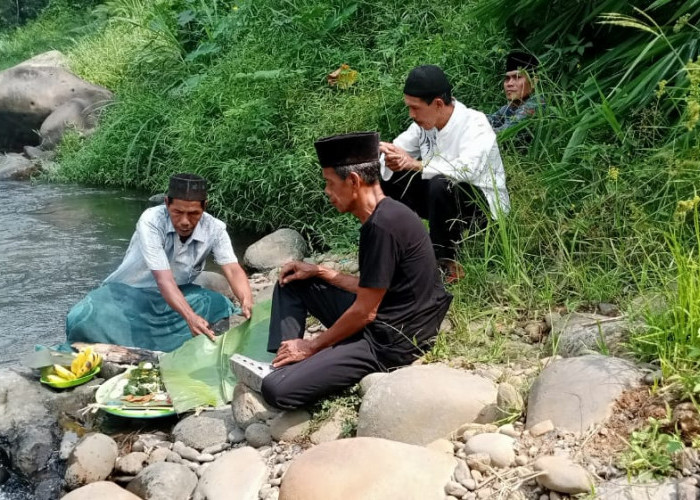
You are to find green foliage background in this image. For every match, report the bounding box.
[2,0,700,376]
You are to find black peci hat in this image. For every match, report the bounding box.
[506,51,539,73]
[168,173,208,201]
[314,132,379,168]
[403,65,452,98]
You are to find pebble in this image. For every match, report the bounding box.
[148,447,171,464]
[465,452,491,473]
[453,460,471,486]
[515,455,528,466]
[59,431,79,460]
[228,427,246,444]
[498,423,520,438]
[201,443,229,455]
[471,470,483,483]
[528,446,539,458]
[165,451,183,463]
[533,456,593,495]
[259,446,273,459]
[445,481,469,497]
[529,420,555,437]
[477,487,493,498]
[246,423,272,448]
[196,453,215,463]
[173,441,200,462]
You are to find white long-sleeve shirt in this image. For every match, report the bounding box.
[381,100,510,218]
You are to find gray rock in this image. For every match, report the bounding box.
[16,50,69,69]
[453,460,472,488]
[533,456,593,495]
[0,153,36,180]
[445,480,469,497]
[132,432,170,452]
[464,433,515,468]
[465,452,491,473]
[23,145,56,160]
[529,419,555,437]
[60,431,80,460]
[0,61,112,151]
[61,481,141,500]
[597,303,620,316]
[550,312,637,357]
[310,409,349,444]
[243,228,308,272]
[147,447,170,465]
[228,426,246,444]
[280,437,455,499]
[64,433,119,490]
[526,355,642,434]
[193,271,233,298]
[171,408,234,450]
[270,410,311,442]
[357,364,497,445]
[245,422,273,448]
[231,383,280,428]
[126,462,197,500]
[358,372,388,397]
[172,441,200,462]
[148,193,166,206]
[39,97,99,148]
[497,382,524,417]
[116,452,148,476]
[193,447,267,500]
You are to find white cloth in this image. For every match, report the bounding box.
[381,100,510,218]
[104,205,237,288]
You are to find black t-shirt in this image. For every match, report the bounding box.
[359,197,452,363]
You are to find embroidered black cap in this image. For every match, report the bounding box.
[506,51,539,73]
[168,173,208,201]
[403,65,452,98]
[314,132,379,168]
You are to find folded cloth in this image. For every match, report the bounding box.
[66,282,237,352]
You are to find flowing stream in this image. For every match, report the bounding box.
[0,180,149,367]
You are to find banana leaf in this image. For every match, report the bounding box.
[159,300,274,413]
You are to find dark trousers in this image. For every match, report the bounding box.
[261,279,384,410]
[381,173,487,261]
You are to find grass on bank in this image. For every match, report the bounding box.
[4,0,700,392]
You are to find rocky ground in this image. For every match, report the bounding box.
[1,233,700,500]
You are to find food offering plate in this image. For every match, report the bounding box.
[95,368,176,419]
[40,365,101,389]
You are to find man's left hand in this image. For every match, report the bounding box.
[380,143,421,172]
[272,339,316,367]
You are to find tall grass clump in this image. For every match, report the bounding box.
[52,0,508,247]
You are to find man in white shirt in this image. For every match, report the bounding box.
[380,65,510,281]
[66,173,253,351]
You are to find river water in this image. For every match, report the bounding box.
[0,180,149,367]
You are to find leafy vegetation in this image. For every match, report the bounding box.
[3,0,700,438]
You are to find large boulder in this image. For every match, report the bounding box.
[0,52,112,152]
[0,153,37,180]
[243,228,307,272]
[280,437,455,500]
[526,355,642,434]
[64,433,118,490]
[192,447,267,500]
[356,364,497,445]
[0,368,95,482]
[193,271,233,298]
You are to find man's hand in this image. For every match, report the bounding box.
[186,313,216,342]
[272,338,317,367]
[279,261,319,286]
[240,298,253,319]
[379,142,421,172]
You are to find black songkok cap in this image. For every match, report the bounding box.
[314,132,379,168]
[506,51,539,73]
[168,173,208,201]
[403,65,451,98]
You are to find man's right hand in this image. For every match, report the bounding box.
[279,261,319,286]
[186,313,216,342]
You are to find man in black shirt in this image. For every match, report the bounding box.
[256,132,452,410]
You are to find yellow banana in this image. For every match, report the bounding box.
[46,374,67,384]
[71,351,86,375]
[53,364,76,380]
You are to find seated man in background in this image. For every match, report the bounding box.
[66,173,253,352]
[379,65,510,282]
[488,50,545,134]
[237,132,452,410]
